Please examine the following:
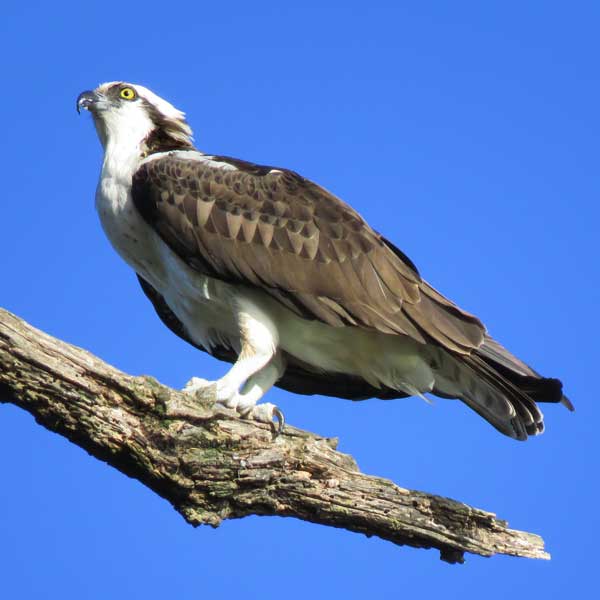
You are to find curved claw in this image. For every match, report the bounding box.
[237,402,285,435]
[272,406,285,436]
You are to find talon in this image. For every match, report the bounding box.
[273,406,285,435]
[240,402,284,432]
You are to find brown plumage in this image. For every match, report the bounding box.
[132,152,572,440]
[79,81,573,440]
[133,154,484,350]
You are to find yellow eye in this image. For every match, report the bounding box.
[120,87,136,100]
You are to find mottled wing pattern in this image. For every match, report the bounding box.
[131,152,485,353]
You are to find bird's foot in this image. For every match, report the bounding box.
[182,378,284,434]
[182,377,217,401]
[183,377,246,405]
[239,402,285,435]
[221,393,285,435]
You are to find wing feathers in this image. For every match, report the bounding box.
[132,152,486,354]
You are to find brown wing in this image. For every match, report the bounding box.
[132,151,485,353]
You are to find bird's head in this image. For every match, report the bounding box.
[77,82,194,156]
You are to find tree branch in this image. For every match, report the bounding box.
[0,307,549,564]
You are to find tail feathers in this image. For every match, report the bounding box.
[461,354,545,440]
[478,335,573,411]
[431,337,569,440]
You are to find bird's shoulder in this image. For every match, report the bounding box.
[131,149,406,268]
[134,150,364,222]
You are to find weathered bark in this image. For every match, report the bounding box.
[0,307,549,564]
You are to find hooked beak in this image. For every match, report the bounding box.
[76,90,97,114]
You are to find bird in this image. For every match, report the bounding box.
[77,81,572,440]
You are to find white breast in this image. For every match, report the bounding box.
[95,145,240,352]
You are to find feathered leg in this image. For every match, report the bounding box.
[184,295,285,429]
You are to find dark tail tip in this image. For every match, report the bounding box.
[514,374,574,412]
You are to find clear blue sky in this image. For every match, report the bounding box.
[1,1,598,598]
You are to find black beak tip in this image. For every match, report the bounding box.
[77,90,95,114]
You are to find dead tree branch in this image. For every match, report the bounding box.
[0,307,549,564]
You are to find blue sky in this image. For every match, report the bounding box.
[1,1,598,598]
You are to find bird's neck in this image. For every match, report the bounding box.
[101,129,194,174]
[140,128,194,157]
[102,135,145,184]
[95,113,149,181]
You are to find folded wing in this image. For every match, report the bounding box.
[131,152,485,353]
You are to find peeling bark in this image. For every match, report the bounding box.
[0,308,549,563]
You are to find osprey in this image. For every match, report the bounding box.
[77,81,572,439]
